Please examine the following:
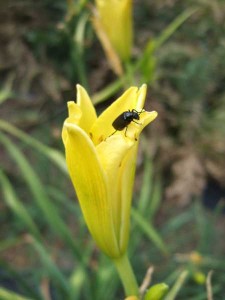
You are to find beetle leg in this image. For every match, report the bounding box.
[124,126,128,137]
[132,120,141,125]
[108,130,117,137]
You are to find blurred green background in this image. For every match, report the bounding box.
[0,0,225,299]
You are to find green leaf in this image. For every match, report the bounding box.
[140,7,199,82]
[0,169,41,240]
[29,237,72,298]
[138,154,162,220]
[0,287,32,300]
[153,7,199,50]
[164,270,189,300]
[131,208,169,256]
[0,132,81,260]
[0,74,14,104]
[0,119,67,174]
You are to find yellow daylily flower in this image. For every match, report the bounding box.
[62,84,157,258]
[93,0,133,62]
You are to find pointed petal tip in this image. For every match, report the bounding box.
[76,83,83,89]
[140,83,147,90]
[148,110,158,121]
[152,110,158,117]
[137,84,147,109]
[75,84,83,97]
[67,100,75,107]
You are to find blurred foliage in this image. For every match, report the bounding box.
[1,0,225,299]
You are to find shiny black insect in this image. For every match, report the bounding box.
[110,109,144,137]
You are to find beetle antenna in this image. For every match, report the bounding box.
[132,108,145,115]
[138,108,145,115]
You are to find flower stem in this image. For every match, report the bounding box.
[113,253,139,297]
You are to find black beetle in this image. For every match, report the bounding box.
[109,109,144,137]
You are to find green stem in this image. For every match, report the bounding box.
[113,253,139,297]
[124,60,135,86]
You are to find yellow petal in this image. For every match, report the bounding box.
[63,122,120,257]
[136,84,147,110]
[62,101,81,144]
[76,84,97,133]
[96,135,133,244]
[62,85,97,139]
[118,144,138,252]
[116,110,157,251]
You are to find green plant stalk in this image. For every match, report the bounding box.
[72,12,89,88]
[124,60,135,87]
[72,45,88,88]
[113,253,139,297]
[164,270,189,300]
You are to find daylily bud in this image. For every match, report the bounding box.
[62,84,157,258]
[93,0,133,67]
